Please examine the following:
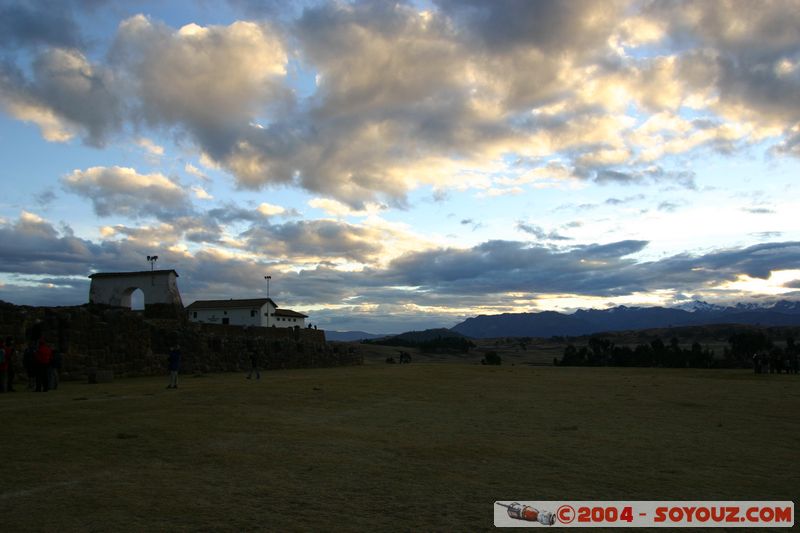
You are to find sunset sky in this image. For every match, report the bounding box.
[1,0,799,333]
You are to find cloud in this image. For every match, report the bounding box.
[62,166,191,219]
[605,194,645,206]
[257,202,286,216]
[184,163,208,181]
[658,201,681,212]
[3,1,798,207]
[200,204,292,229]
[308,197,385,217]
[434,0,625,53]
[241,219,395,264]
[517,222,571,241]
[649,0,800,130]
[112,15,289,152]
[593,167,696,188]
[225,0,314,19]
[0,212,110,275]
[136,137,164,156]
[772,124,800,157]
[751,231,783,239]
[191,186,213,200]
[0,47,122,145]
[380,239,648,297]
[375,239,800,302]
[34,189,57,206]
[743,207,776,215]
[0,1,83,50]
[3,207,800,331]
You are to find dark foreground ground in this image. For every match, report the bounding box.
[1,365,797,531]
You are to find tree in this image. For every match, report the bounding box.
[728,331,772,366]
[481,351,502,365]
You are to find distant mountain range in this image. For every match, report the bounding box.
[324,330,388,342]
[450,300,800,339]
[326,328,465,343]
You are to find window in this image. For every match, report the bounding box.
[250,310,256,317]
[193,312,197,318]
[223,311,228,315]
[222,318,230,325]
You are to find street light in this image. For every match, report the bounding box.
[147,255,158,286]
[264,275,271,328]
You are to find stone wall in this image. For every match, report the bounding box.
[0,301,362,380]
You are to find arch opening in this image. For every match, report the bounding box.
[131,288,145,310]
[120,286,145,310]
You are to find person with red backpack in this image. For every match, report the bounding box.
[35,338,53,392]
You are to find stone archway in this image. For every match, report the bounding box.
[89,270,183,312]
[127,287,146,310]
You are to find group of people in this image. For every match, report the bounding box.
[0,337,61,392]
[2,336,180,392]
[164,342,265,388]
[753,352,800,374]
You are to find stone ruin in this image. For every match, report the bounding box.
[89,270,184,319]
[0,300,362,380]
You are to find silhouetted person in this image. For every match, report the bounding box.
[49,348,62,390]
[5,337,16,392]
[246,341,260,380]
[167,345,181,389]
[35,339,53,392]
[0,338,7,392]
[23,344,36,390]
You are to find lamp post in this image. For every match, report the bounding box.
[147,255,158,286]
[264,275,271,328]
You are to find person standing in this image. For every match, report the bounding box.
[246,339,260,380]
[49,347,62,390]
[23,344,36,390]
[167,345,181,389]
[35,338,53,392]
[0,338,7,393]
[5,337,16,392]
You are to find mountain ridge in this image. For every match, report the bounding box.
[451,300,800,338]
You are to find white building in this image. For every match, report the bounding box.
[186,298,308,328]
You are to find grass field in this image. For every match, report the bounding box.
[1,364,798,531]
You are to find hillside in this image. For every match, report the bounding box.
[362,328,474,354]
[325,330,387,342]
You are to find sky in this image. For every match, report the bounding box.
[1,0,799,333]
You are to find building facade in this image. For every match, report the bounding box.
[186,298,308,328]
[89,270,183,308]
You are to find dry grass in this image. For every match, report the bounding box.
[1,365,798,531]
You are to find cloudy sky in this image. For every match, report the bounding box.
[1,0,799,333]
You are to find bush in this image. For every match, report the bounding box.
[481,351,501,365]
